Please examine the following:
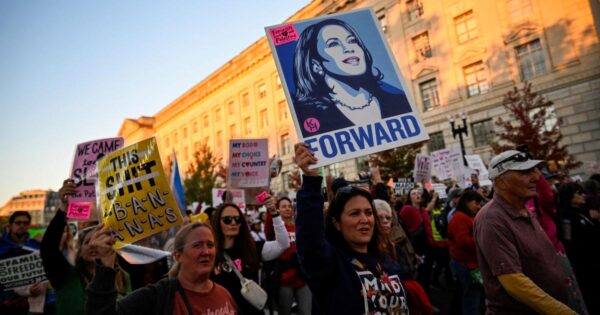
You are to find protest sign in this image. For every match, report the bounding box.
[266,8,428,168]
[228,139,270,188]
[0,252,46,289]
[431,183,448,199]
[431,148,464,181]
[464,154,492,186]
[68,137,124,219]
[413,154,431,183]
[393,178,415,196]
[212,188,246,209]
[97,137,183,248]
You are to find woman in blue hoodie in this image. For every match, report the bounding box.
[293,143,409,314]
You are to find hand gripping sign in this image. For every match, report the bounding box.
[68,137,124,220]
[266,8,428,168]
[96,137,183,248]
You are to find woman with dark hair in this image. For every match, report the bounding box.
[41,179,131,314]
[86,222,238,314]
[292,18,411,137]
[211,199,289,315]
[447,190,484,315]
[557,182,600,314]
[293,142,409,314]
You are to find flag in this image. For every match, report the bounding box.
[170,151,187,215]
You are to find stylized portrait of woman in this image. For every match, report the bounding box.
[293,19,411,137]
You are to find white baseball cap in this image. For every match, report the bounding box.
[488,150,545,180]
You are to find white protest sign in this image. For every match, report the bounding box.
[266,8,429,168]
[431,183,448,199]
[228,139,270,188]
[413,154,431,183]
[431,148,464,181]
[0,252,46,289]
[464,154,492,186]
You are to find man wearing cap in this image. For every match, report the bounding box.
[474,150,579,314]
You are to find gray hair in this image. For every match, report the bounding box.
[373,199,392,215]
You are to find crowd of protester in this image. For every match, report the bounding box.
[1,144,599,315]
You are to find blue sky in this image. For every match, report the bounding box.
[0,1,311,206]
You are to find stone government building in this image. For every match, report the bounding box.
[118,0,600,193]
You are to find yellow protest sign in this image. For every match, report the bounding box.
[97,137,183,248]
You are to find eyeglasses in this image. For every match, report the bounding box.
[13,221,30,225]
[221,215,242,225]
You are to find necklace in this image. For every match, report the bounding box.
[333,93,374,110]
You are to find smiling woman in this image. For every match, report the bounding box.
[292,19,412,137]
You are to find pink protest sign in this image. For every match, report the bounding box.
[227,139,269,188]
[68,137,124,219]
[268,24,299,46]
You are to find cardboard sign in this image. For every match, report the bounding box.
[413,154,432,183]
[266,8,428,168]
[431,183,448,199]
[431,148,464,181]
[68,137,124,219]
[212,188,246,209]
[393,178,415,196]
[464,154,492,186]
[227,139,270,188]
[96,137,184,248]
[0,252,46,289]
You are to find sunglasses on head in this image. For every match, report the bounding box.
[221,215,242,225]
[494,152,530,169]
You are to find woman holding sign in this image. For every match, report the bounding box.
[292,19,411,137]
[86,222,238,314]
[293,142,410,314]
[40,179,130,315]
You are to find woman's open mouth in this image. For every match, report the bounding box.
[343,56,360,65]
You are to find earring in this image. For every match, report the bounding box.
[318,70,324,76]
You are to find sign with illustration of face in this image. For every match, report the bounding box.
[68,137,124,220]
[96,137,183,248]
[266,8,428,168]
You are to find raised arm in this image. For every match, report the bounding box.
[40,179,76,289]
[261,195,290,261]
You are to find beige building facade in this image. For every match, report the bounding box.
[119,0,600,193]
[0,190,60,226]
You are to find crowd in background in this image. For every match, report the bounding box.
[1,145,599,315]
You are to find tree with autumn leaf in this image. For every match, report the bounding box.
[492,81,580,173]
[184,143,223,206]
[369,142,424,179]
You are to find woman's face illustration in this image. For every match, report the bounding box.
[316,25,366,77]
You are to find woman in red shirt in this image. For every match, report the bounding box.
[447,190,484,315]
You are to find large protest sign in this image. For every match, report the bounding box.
[0,252,46,289]
[212,188,246,209]
[431,148,464,181]
[96,137,183,248]
[68,137,124,219]
[266,8,428,168]
[413,154,432,183]
[227,139,270,188]
[464,154,492,186]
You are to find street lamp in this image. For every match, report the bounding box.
[448,112,469,159]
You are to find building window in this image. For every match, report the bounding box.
[280,133,291,155]
[165,136,170,148]
[215,108,222,122]
[455,10,478,44]
[377,8,388,33]
[472,119,495,147]
[182,127,188,139]
[244,117,252,135]
[174,132,179,144]
[230,124,237,138]
[464,61,489,97]
[184,146,189,161]
[203,115,209,128]
[516,39,546,81]
[507,0,533,25]
[192,120,198,134]
[216,130,223,149]
[260,109,268,129]
[242,92,250,107]
[412,32,432,62]
[227,101,235,115]
[274,74,282,89]
[282,171,290,190]
[427,132,445,152]
[258,84,267,99]
[278,100,288,120]
[420,79,440,111]
[407,0,424,22]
